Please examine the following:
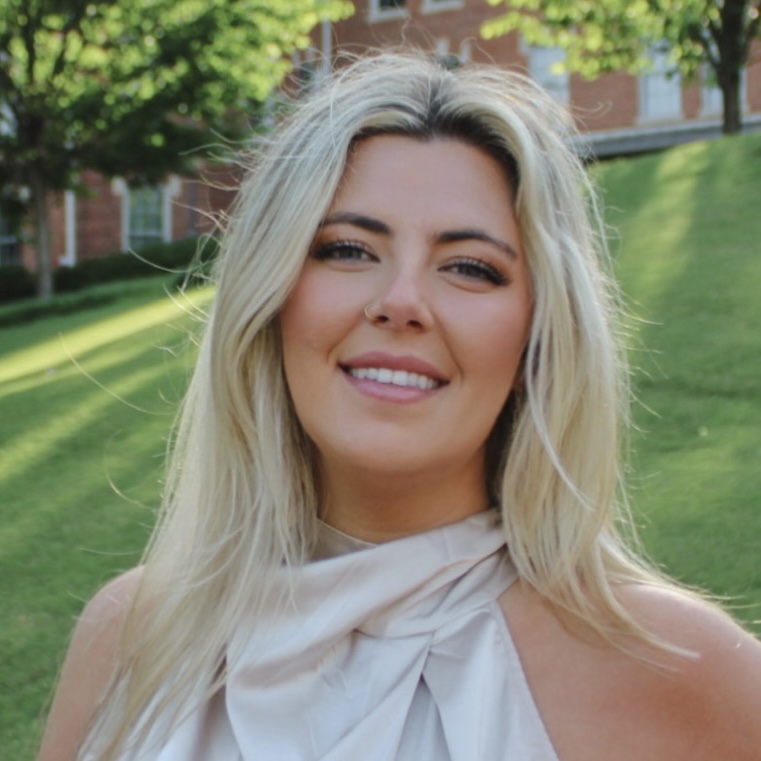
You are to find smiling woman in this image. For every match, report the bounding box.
[38,52,761,761]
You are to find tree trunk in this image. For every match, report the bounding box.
[716,0,745,135]
[29,169,54,301]
[720,68,742,135]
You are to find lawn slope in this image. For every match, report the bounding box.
[596,131,761,614]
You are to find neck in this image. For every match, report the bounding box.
[318,458,491,543]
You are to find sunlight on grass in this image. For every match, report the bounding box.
[0,286,213,386]
[596,132,761,632]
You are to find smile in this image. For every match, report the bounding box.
[344,367,442,390]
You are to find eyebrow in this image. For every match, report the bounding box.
[320,212,390,235]
[320,212,519,260]
[436,229,519,261]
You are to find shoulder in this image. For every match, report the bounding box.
[500,580,761,761]
[618,583,761,755]
[37,567,145,761]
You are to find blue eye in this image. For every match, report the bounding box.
[445,258,508,286]
[312,240,375,262]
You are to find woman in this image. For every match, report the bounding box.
[39,52,761,761]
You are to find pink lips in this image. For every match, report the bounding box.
[340,351,448,404]
[341,351,447,381]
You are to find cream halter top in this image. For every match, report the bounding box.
[119,511,560,760]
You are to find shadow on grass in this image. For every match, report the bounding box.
[603,133,761,628]
[0,294,207,756]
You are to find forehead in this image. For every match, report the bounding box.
[328,135,517,227]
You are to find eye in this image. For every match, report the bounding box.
[311,239,376,262]
[443,257,508,286]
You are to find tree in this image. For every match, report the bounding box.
[482,0,761,136]
[0,0,352,300]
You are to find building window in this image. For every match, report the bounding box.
[526,45,570,104]
[368,0,407,22]
[112,177,181,252]
[128,187,164,251]
[639,49,682,122]
[0,212,21,266]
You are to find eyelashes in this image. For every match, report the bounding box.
[311,238,510,286]
[443,258,508,286]
[311,240,375,262]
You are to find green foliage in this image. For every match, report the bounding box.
[482,0,760,132]
[0,0,352,190]
[0,0,353,297]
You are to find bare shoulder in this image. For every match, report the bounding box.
[618,582,761,668]
[619,583,761,750]
[37,566,145,761]
[499,580,761,761]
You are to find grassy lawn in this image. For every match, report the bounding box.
[2,131,760,756]
[0,278,214,757]
[596,133,761,615]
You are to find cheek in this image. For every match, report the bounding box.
[279,270,356,383]
[471,302,532,378]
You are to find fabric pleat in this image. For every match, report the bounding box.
[119,511,560,760]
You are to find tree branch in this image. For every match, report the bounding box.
[49,4,90,84]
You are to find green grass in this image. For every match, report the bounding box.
[595,132,761,614]
[0,278,214,758]
[2,132,761,756]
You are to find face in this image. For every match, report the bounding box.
[280,135,533,503]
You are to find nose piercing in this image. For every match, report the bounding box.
[364,303,378,321]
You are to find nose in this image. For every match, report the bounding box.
[363,262,433,331]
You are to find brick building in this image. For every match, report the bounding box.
[4,0,760,273]
[299,0,761,154]
[3,164,240,275]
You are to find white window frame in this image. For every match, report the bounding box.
[420,0,464,14]
[112,177,181,252]
[525,44,570,104]
[58,190,77,266]
[638,48,682,123]
[367,0,408,24]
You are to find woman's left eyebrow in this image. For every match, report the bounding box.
[320,212,390,235]
[436,229,519,260]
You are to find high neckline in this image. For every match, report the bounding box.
[313,520,378,560]
[313,509,500,562]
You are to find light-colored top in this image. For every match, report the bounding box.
[119,511,560,760]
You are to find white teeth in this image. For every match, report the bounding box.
[347,367,440,390]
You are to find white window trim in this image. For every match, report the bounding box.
[367,0,408,24]
[112,177,181,252]
[458,39,472,64]
[59,190,77,266]
[420,0,464,14]
[521,40,570,105]
[111,178,130,252]
[637,49,683,124]
[162,177,181,242]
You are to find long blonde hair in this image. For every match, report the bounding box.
[82,51,667,759]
